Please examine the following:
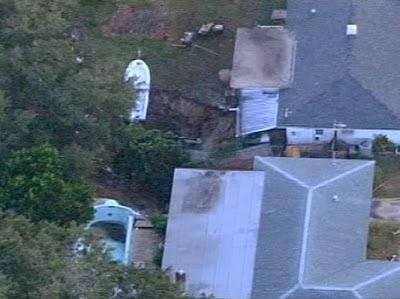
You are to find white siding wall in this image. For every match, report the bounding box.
[286,127,400,145]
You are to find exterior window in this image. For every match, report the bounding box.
[315,129,324,135]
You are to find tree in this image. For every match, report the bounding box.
[0,211,78,299]
[372,134,395,154]
[114,125,188,207]
[0,143,94,225]
[0,0,132,175]
[0,211,186,299]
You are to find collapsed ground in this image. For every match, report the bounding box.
[79,0,400,260]
[84,0,285,208]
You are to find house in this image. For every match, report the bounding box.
[230,26,296,136]
[162,157,400,298]
[232,0,400,150]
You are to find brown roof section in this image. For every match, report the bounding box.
[230,27,296,89]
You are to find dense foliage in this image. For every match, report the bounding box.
[0,144,94,225]
[0,1,191,297]
[114,125,188,207]
[372,134,395,154]
[0,211,185,299]
[0,0,131,164]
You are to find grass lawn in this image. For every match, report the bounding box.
[374,155,400,198]
[78,0,286,103]
[368,221,400,260]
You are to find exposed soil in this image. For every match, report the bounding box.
[93,170,159,213]
[146,89,236,149]
[103,4,169,39]
[371,200,400,222]
[218,143,273,170]
[91,222,126,242]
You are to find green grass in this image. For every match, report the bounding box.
[368,221,400,260]
[374,155,400,198]
[77,0,286,103]
[163,0,286,101]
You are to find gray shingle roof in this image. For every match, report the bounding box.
[278,0,400,129]
[163,157,400,299]
[317,261,400,288]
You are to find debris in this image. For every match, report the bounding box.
[75,56,84,64]
[392,229,400,236]
[193,44,220,56]
[271,9,287,25]
[218,69,231,83]
[177,22,224,48]
[178,137,202,147]
[180,32,196,45]
[70,26,86,42]
[198,22,214,35]
[211,24,225,33]
[171,44,188,48]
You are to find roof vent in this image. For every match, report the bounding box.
[346,24,357,36]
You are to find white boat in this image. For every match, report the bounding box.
[124,59,151,121]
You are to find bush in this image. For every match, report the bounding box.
[0,144,94,225]
[373,135,395,154]
[149,213,168,237]
[113,125,188,207]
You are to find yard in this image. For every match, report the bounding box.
[78,0,286,102]
[368,221,400,260]
[78,0,286,207]
[374,155,400,198]
[77,0,400,261]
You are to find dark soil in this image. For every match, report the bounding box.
[103,4,169,39]
[146,89,235,147]
[93,170,159,212]
[91,222,126,242]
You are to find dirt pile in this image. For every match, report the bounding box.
[103,4,168,39]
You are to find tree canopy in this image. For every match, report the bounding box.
[0,0,132,166]
[114,125,188,207]
[372,134,395,154]
[0,211,185,299]
[0,1,193,296]
[0,143,94,225]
